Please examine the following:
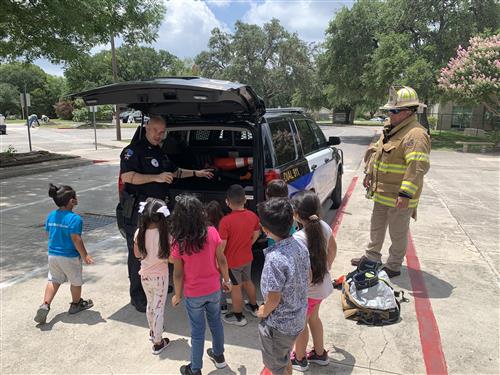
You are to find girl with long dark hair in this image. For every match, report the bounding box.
[290,191,337,372]
[133,198,171,355]
[170,194,232,375]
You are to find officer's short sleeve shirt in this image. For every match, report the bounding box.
[120,138,178,200]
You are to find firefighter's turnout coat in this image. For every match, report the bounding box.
[366,114,430,211]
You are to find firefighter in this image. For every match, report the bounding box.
[351,86,431,277]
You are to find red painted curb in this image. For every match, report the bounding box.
[331,176,358,236]
[92,160,109,164]
[406,233,448,375]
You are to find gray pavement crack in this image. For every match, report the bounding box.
[372,328,389,365]
[358,330,372,374]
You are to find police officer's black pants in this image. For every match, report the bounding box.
[124,219,147,307]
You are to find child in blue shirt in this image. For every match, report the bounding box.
[34,184,94,325]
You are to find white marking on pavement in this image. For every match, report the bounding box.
[0,235,122,289]
[0,181,116,213]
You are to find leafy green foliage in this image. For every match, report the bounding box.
[1,0,165,62]
[0,83,20,115]
[195,19,315,107]
[65,45,186,93]
[54,100,74,120]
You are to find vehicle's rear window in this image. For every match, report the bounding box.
[268,118,297,166]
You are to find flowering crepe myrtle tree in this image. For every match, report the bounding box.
[439,34,500,117]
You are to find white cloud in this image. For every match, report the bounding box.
[242,0,349,43]
[206,0,232,8]
[154,0,229,58]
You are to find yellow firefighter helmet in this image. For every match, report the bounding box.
[380,86,426,110]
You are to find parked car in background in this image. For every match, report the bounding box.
[0,113,6,135]
[369,116,387,123]
[119,110,149,123]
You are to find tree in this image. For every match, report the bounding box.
[438,34,500,116]
[0,62,66,117]
[1,0,165,63]
[0,83,20,115]
[195,19,315,107]
[65,46,185,93]
[321,0,500,123]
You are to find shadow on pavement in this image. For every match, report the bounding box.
[389,266,455,299]
[37,309,106,331]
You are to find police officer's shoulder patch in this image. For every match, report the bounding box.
[124,148,134,160]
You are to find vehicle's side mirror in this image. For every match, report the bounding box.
[328,136,341,146]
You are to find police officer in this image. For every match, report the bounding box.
[120,116,213,312]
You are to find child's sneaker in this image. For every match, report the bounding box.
[307,349,329,365]
[244,302,259,317]
[68,298,93,314]
[220,304,228,314]
[152,337,170,355]
[207,348,227,369]
[180,363,201,375]
[291,352,309,372]
[34,303,50,324]
[222,312,247,326]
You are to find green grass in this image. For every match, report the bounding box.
[353,119,385,126]
[430,130,495,150]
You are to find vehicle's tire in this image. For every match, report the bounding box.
[330,169,343,209]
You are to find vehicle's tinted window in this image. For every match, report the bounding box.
[308,120,327,148]
[268,119,297,166]
[294,118,317,154]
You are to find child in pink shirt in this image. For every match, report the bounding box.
[133,198,171,355]
[170,194,232,375]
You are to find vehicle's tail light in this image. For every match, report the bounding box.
[264,168,281,185]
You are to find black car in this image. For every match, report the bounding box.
[73,77,343,235]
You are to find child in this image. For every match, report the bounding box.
[290,191,337,371]
[265,179,296,247]
[219,184,260,326]
[34,184,94,325]
[133,198,171,355]
[170,194,232,375]
[256,198,310,375]
[205,200,224,229]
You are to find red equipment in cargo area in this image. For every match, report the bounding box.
[213,157,253,171]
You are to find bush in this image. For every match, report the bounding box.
[96,105,113,121]
[72,107,89,122]
[53,100,74,120]
[428,115,438,130]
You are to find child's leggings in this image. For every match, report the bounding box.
[141,275,169,343]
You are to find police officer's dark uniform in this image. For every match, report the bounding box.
[119,136,177,311]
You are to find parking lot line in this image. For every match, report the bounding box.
[407,233,448,375]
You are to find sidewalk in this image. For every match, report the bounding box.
[0,150,498,374]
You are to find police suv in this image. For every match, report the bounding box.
[74,77,343,216]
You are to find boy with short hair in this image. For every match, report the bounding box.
[265,179,289,199]
[219,184,260,327]
[256,198,310,375]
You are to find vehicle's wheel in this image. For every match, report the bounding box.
[330,169,343,209]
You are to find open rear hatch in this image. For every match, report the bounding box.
[71,77,265,120]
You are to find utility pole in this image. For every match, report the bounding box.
[23,83,32,152]
[111,34,122,141]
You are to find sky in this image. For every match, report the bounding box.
[35,0,353,77]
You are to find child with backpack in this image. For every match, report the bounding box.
[170,194,232,375]
[290,191,337,371]
[133,198,171,354]
[34,184,94,325]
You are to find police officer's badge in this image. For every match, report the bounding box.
[151,158,159,167]
[124,149,134,160]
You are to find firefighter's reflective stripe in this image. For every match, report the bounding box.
[373,160,406,174]
[405,151,429,163]
[400,180,419,196]
[373,193,419,208]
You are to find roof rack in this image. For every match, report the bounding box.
[266,107,305,114]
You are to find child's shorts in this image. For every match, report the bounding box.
[258,321,298,374]
[307,298,323,318]
[228,262,252,286]
[48,255,83,286]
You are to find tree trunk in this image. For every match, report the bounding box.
[418,104,430,135]
[111,34,121,141]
